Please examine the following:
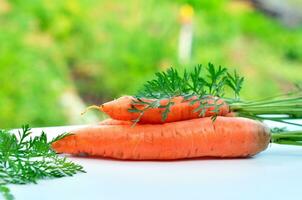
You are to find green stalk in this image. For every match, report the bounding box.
[271,131,302,146]
[238,113,302,127]
[238,97,302,107]
[229,95,302,126]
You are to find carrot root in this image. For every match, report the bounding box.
[52,117,270,160]
[101,96,230,124]
[81,105,101,115]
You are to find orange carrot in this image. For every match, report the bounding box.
[52,117,270,160]
[99,96,229,124]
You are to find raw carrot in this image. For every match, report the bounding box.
[100,96,229,124]
[52,117,270,160]
[83,64,302,126]
[98,94,302,126]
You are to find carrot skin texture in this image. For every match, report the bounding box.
[101,96,230,124]
[52,117,270,160]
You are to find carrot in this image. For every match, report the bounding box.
[93,64,302,126]
[85,64,302,126]
[52,117,270,160]
[99,96,229,124]
[98,95,302,126]
[99,118,132,126]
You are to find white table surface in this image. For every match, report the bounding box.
[9,121,302,200]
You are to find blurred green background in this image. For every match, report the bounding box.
[0,0,301,128]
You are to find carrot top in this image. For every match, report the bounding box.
[83,63,302,126]
[129,63,244,123]
[137,63,243,99]
[129,63,302,126]
[0,125,85,199]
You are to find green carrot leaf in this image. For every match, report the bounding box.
[0,126,85,200]
[132,63,242,123]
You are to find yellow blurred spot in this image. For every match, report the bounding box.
[179,4,194,24]
[24,32,53,48]
[0,0,11,14]
[159,59,172,70]
[226,0,253,15]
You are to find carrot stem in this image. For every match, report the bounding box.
[271,131,302,146]
[229,95,302,126]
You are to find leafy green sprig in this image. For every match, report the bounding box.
[0,125,85,200]
[129,63,302,126]
[129,63,244,124]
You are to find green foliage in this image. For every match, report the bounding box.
[0,125,85,199]
[138,63,243,98]
[226,70,244,99]
[0,0,301,128]
[130,63,243,123]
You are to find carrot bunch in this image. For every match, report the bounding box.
[52,63,302,160]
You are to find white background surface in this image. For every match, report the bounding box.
[8,121,302,200]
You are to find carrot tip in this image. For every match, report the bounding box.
[81,105,101,115]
